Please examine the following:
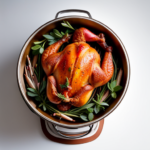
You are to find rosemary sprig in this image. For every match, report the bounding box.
[53,29,63,38]
[61,20,75,30]
[96,84,107,103]
[111,55,118,81]
[92,99,109,106]
[66,103,95,114]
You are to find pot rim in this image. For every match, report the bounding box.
[17,15,130,128]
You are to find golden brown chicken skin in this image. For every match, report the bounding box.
[41,28,114,111]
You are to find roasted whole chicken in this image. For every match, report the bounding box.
[41,27,114,111]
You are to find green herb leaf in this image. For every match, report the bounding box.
[88,113,94,121]
[101,106,105,111]
[96,85,107,103]
[113,86,123,92]
[92,99,109,107]
[68,67,71,72]
[31,45,41,50]
[66,77,69,86]
[53,29,61,34]
[50,32,56,37]
[27,91,38,97]
[43,34,55,40]
[54,33,62,38]
[48,39,58,45]
[66,21,74,29]
[39,103,43,107]
[60,85,66,89]
[34,39,46,45]
[68,103,95,113]
[27,88,37,93]
[50,32,61,39]
[112,56,118,81]
[82,103,95,110]
[100,102,109,106]
[61,31,65,35]
[92,99,100,105]
[43,105,46,111]
[61,21,75,30]
[60,77,69,89]
[61,23,70,28]
[40,80,47,93]
[110,80,117,91]
[53,29,63,38]
[87,108,93,113]
[42,41,47,48]
[39,47,44,54]
[107,82,112,91]
[94,105,100,114]
[111,92,117,98]
[57,93,66,100]
[80,114,88,121]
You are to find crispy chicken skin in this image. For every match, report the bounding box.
[41,28,114,111]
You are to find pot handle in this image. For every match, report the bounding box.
[52,124,93,139]
[55,9,92,19]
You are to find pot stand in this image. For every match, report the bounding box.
[40,118,104,144]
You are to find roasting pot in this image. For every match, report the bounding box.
[17,9,130,129]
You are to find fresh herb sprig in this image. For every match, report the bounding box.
[61,20,75,30]
[27,80,49,111]
[57,93,66,100]
[31,39,47,55]
[26,81,79,117]
[106,56,123,100]
[31,20,75,55]
[60,77,69,89]
[107,80,123,99]
[27,80,57,112]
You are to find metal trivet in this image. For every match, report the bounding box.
[40,118,104,144]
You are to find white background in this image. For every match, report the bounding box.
[0,0,150,149]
